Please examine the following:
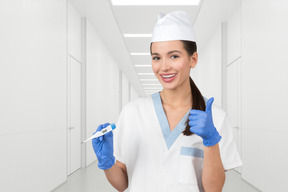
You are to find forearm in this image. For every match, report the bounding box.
[202,143,225,192]
[104,161,128,192]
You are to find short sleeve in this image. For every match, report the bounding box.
[218,114,243,171]
[113,103,139,166]
[113,107,127,164]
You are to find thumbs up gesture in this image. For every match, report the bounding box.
[189,97,222,147]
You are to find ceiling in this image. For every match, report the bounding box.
[71,0,241,96]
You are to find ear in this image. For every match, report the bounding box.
[189,52,198,68]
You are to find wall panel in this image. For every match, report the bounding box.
[0,1,67,191]
[242,0,288,190]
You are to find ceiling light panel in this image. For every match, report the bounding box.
[143,87,162,90]
[144,90,160,92]
[111,0,200,6]
[124,34,152,37]
[142,83,162,86]
[140,79,159,82]
[135,65,151,67]
[144,90,161,93]
[131,53,150,56]
[138,73,154,75]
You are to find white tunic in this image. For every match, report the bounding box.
[114,92,242,192]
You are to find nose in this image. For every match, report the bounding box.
[160,57,171,72]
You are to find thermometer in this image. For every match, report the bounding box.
[81,123,116,143]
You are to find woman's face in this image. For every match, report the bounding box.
[151,40,197,91]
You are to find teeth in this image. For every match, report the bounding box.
[162,74,176,78]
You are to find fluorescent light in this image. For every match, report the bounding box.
[144,91,159,94]
[111,0,200,5]
[143,84,159,86]
[142,84,162,86]
[140,79,159,82]
[138,73,154,75]
[144,90,161,93]
[145,92,158,94]
[135,65,151,67]
[144,92,156,95]
[124,34,152,37]
[143,87,162,90]
[131,53,150,56]
[143,90,161,93]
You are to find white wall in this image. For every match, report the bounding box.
[192,26,223,107]
[68,1,82,62]
[121,72,130,108]
[0,0,67,191]
[226,5,242,174]
[227,7,241,65]
[0,1,139,191]
[130,85,139,101]
[241,0,288,191]
[198,1,288,190]
[85,20,120,166]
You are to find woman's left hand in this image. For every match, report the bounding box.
[189,97,222,147]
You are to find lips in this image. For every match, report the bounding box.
[160,73,177,82]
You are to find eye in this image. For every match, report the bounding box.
[152,56,160,61]
[171,55,179,59]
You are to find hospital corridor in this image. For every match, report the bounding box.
[1,0,288,192]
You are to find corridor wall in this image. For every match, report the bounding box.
[0,1,67,191]
[85,20,121,166]
[0,1,137,191]
[197,1,288,191]
[121,72,130,108]
[191,26,223,107]
[241,0,288,191]
[130,85,139,101]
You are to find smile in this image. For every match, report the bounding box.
[160,73,177,82]
[161,74,176,78]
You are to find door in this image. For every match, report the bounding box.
[68,55,81,175]
[226,58,242,174]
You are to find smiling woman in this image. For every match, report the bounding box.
[150,40,207,136]
[92,10,242,192]
[150,40,197,98]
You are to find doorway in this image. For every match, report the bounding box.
[67,55,81,175]
[226,57,242,174]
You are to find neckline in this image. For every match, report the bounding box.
[152,92,190,149]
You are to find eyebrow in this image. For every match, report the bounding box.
[151,50,182,56]
[168,50,182,54]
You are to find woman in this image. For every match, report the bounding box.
[92,11,242,192]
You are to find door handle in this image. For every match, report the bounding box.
[234,126,239,129]
[69,127,75,130]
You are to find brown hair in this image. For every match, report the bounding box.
[150,40,206,136]
[181,40,206,136]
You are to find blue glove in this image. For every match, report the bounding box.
[92,123,115,170]
[189,97,222,147]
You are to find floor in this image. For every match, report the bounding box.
[52,162,260,192]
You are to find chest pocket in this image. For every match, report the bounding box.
[178,147,204,188]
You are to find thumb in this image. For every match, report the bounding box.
[205,97,214,112]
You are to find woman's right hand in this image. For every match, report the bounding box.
[92,123,115,170]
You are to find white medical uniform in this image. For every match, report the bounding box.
[114,92,242,192]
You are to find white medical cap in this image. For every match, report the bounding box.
[151,10,196,43]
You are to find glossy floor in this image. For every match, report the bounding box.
[52,162,260,192]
